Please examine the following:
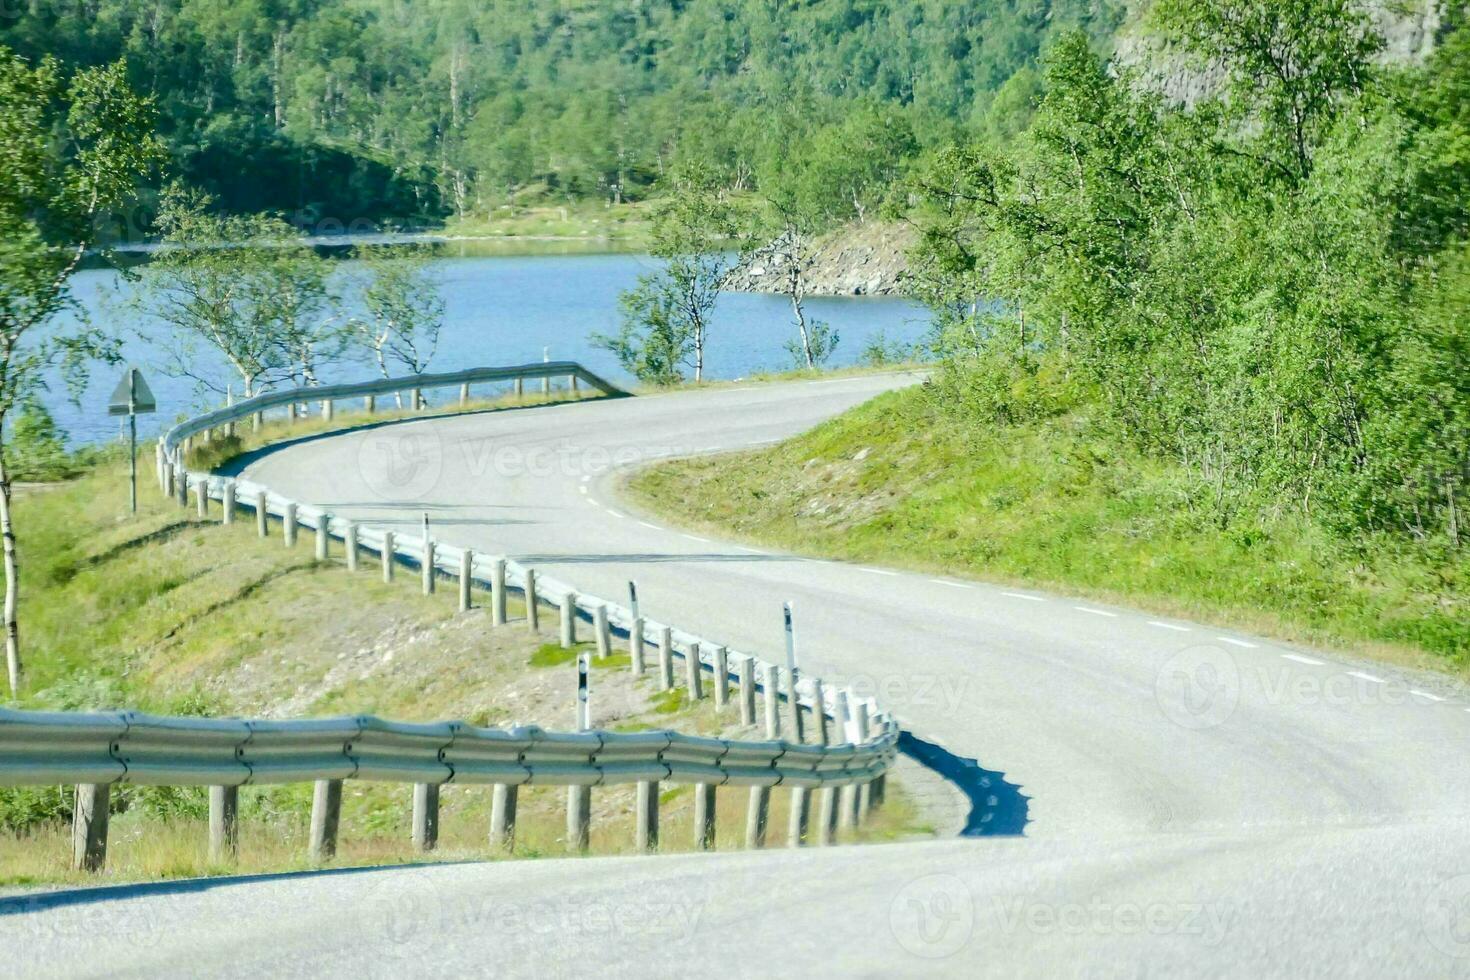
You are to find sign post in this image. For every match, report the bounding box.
[107,367,156,514]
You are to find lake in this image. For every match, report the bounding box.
[53,250,931,446]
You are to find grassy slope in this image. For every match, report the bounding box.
[627,385,1468,671]
[1,449,917,887]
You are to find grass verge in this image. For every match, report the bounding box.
[625,384,1468,671]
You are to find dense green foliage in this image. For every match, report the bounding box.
[0,0,1121,225]
[906,7,1469,551]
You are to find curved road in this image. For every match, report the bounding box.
[9,374,1470,976]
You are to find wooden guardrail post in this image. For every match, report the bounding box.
[514,377,523,400]
[195,479,208,518]
[459,550,473,612]
[491,783,518,850]
[853,701,873,822]
[694,783,716,850]
[412,783,440,852]
[657,627,674,691]
[174,464,188,506]
[685,641,704,699]
[525,570,540,631]
[421,539,435,595]
[255,491,268,537]
[315,515,330,561]
[713,646,729,708]
[381,530,395,582]
[816,787,838,846]
[209,785,238,861]
[835,691,858,831]
[322,398,333,422]
[283,503,297,547]
[71,783,110,872]
[163,456,174,499]
[630,617,645,675]
[459,382,470,406]
[221,482,235,525]
[787,787,811,847]
[635,780,659,852]
[559,592,577,647]
[738,656,756,726]
[344,522,358,571]
[491,558,507,625]
[763,664,781,739]
[811,679,830,746]
[309,778,342,862]
[745,786,770,849]
[593,605,610,659]
[567,785,591,853]
[364,394,375,414]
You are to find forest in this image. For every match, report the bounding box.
[0,0,1121,226]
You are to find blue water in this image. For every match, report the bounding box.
[51,252,931,446]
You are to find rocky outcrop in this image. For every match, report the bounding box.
[724,221,916,297]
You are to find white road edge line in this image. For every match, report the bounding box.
[1147,621,1192,632]
[1348,671,1385,684]
[1003,592,1045,602]
[681,533,710,544]
[638,521,659,530]
[1409,689,1445,702]
[1281,654,1325,666]
[606,510,625,520]
[1217,637,1258,648]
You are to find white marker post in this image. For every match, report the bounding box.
[784,601,804,742]
[628,580,640,622]
[577,651,591,731]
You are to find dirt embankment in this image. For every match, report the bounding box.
[725,220,916,298]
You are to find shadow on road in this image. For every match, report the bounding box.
[899,731,1029,837]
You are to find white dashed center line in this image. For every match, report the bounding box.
[931,579,973,589]
[1348,671,1385,684]
[1075,606,1118,617]
[1148,621,1192,632]
[1281,654,1324,666]
[638,521,659,530]
[1003,592,1045,602]
[578,485,587,495]
[860,567,899,577]
[1217,637,1258,649]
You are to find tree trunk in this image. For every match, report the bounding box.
[0,443,20,695]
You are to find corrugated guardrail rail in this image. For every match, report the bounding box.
[2,362,900,871]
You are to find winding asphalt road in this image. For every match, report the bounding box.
[9,374,1470,976]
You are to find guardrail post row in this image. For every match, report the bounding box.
[567,785,591,853]
[209,785,239,861]
[459,550,473,613]
[492,558,507,626]
[309,778,343,862]
[685,641,704,699]
[381,530,395,582]
[657,627,674,691]
[221,481,235,525]
[525,569,539,631]
[594,604,610,659]
[694,783,717,850]
[412,783,440,852]
[787,787,811,848]
[745,786,770,849]
[559,592,577,647]
[738,656,756,726]
[283,502,297,548]
[713,646,729,708]
[491,783,518,851]
[763,664,781,739]
[71,783,110,872]
[315,516,329,561]
[630,617,645,675]
[635,780,659,853]
[255,491,268,537]
[345,522,358,571]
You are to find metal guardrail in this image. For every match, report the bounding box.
[159,360,625,458]
[10,362,900,869]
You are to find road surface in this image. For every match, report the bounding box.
[8,373,1470,977]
